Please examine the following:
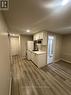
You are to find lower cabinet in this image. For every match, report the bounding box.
[27,50,47,68]
[27,50,32,60]
[35,54,47,68]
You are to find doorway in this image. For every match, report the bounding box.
[47,35,55,64]
[10,37,19,56]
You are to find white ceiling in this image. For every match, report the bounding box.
[3,0,71,35]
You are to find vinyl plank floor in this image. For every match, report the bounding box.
[11,56,71,95]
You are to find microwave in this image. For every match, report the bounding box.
[37,39,42,44]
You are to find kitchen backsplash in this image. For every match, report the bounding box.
[41,45,47,52]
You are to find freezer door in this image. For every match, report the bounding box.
[27,41,34,50]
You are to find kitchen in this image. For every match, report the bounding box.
[1,0,71,95]
[27,31,47,68]
[10,31,71,95]
[10,31,48,68]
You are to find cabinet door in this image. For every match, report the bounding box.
[31,52,35,63]
[33,32,47,45]
[27,50,31,60]
[27,50,28,59]
[37,54,47,68]
[34,54,38,66]
[31,53,38,66]
[33,53,35,63]
[31,52,34,62]
[39,32,43,39]
[33,35,36,40]
[42,32,47,45]
[33,34,39,40]
[36,34,39,40]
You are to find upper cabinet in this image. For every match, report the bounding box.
[39,32,43,39]
[33,32,47,45]
[33,34,39,40]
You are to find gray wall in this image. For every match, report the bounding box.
[0,13,10,95]
[61,35,71,62]
[54,34,62,61]
[20,35,33,58]
[10,35,21,56]
[41,33,71,63]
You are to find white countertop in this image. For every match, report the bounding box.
[34,51,46,54]
[29,50,47,54]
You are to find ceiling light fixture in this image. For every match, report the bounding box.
[62,0,69,6]
[26,29,30,33]
[43,0,69,9]
[43,2,61,9]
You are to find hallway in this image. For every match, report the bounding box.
[0,0,71,95]
[11,56,71,95]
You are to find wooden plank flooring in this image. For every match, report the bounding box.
[11,56,71,95]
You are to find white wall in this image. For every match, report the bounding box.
[54,34,62,61]
[47,32,71,63]
[61,35,71,62]
[47,32,62,62]
[0,13,10,95]
[10,35,32,57]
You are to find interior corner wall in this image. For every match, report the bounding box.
[54,34,62,61]
[48,32,62,62]
[0,13,10,95]
[61,34,71,63]
[20,35,33,58]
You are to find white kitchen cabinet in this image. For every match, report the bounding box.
[33,34,39,40]
[33,32,47,45]
[35,54,47,68]
[42,32,48,45]
[32,53,47,68]
[27,50,32,60]
[33,34,36,40]
[31,53,38,65]
[33,32,43,40]
[39,32,43,39]
[31,52,35,62]
[27,50,47,68]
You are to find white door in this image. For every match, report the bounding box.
[10,37,19,56]
[27,41,34,50]
[48,36,55,64]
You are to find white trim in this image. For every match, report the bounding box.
[54,59,61,63]
[9,76,12,95]
[53,58,71,64]
[61,58,71,64]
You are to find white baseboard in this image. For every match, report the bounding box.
[9,76,12,95]
[61,58,71,64]
[54,59,61,63]
[54,58,71,64]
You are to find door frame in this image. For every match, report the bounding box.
[47,35,55,64]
